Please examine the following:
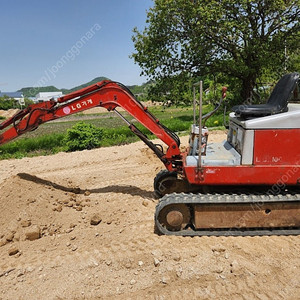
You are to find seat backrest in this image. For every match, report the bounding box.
[267,72,299,107]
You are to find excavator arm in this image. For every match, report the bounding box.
[0,81,182,171]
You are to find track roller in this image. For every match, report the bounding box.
[157,203,191,231]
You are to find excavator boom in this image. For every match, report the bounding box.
[0,81,181,171]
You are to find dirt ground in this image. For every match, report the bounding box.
[0,131,299,299]
[0,109,19,120]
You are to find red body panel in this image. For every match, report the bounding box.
[183,128,300,186]
[253,129,300,165]
[184,164,300,186]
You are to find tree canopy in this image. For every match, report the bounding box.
[132,0,300,103]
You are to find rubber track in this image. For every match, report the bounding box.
[155,192,300,236]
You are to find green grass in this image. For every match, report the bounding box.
[0,133,66,159]
[0,105,226,160]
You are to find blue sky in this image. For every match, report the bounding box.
[0,0,153,91]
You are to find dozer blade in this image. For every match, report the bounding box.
[155,193,300,236]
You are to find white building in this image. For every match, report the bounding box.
[35,92,63,103]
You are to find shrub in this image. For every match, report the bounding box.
[64,122,104,151]
[0,96,16,110]
[0,96,34,110]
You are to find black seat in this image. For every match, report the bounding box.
[232,72,299,119]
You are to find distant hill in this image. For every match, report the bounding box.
[18,76,110,98]
[18,77,151,100]
[60,76,110,95]
[19,86,61,97]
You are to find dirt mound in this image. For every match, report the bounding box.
[0,109,19,120]
[0,133,299,299]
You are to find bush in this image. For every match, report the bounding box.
[64,122,104,151]
[0,96,16,110]
[0,96,34,110]
[24,98,34,107]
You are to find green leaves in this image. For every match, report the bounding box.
[0,97,34,110]
[0,97,16,110]
[132,0,300,102]
[64,122,104,152]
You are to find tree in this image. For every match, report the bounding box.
[145,72,194,105]
[0,96,34,110]
[132,0,300,103]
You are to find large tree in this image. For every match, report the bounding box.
[132,0,300,102]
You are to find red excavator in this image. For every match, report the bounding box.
[0,73,299,236]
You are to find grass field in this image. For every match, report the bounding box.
[0,105,226,159]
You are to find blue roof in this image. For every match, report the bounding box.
[0,92,23,98]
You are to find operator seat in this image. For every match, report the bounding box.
[232,72,299,119]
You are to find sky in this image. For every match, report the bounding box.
[0,0,153,92]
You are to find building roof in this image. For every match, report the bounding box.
[35,92,63,98]
[0,91,23,98]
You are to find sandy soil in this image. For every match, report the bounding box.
[0,109,19,120]
[0,131,299,299]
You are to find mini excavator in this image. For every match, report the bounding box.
[0,73,299,236]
